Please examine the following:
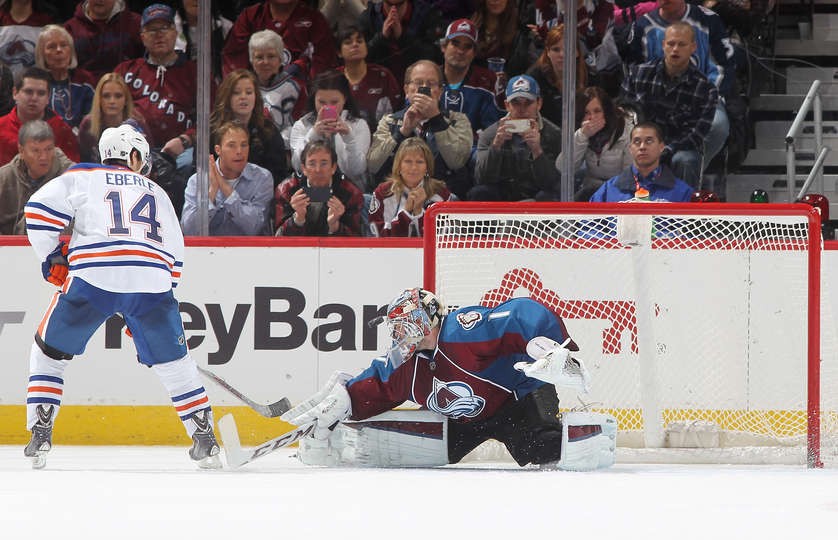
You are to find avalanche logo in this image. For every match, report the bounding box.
[427,378,485,418]
[456,311,481,330]
[368,194,380,214]
[512,77,530,93]
[457,21,472,32]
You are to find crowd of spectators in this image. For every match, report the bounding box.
[0,0,772,238]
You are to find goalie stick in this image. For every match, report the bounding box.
[217,413,316,469]
[197,366,291,418]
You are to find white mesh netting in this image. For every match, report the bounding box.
[430,206,838,466]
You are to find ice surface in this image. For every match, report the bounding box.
[1,445,837,539]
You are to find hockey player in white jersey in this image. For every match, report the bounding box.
[23,124,222,469]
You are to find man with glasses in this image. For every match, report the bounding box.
[359,0,444,87]
[114,4,200,163]
[63,0,145,80]
[0,67,79,166]
[368,60,472,199]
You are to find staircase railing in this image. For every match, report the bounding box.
[786,79,830,201]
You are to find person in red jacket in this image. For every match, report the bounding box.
[0,67,79,166]
[113,4,199,159]
[221,0,338,79]
[63,0,145,80]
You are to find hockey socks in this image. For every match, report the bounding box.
[152,355,212,438]
[26,342,69,430]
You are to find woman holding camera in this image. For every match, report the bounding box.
[275,140,364,237]
[368,137,453,237]
[289,70,371,191]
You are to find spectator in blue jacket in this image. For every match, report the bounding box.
[439,18,503,144]
[590,121,693,203]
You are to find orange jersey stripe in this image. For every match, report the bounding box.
[69,249,172,267]
[37,291,61,337]
[24,212,66,227]
[175,396,209,412]
[27,386,63,394]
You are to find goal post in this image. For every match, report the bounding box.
[424,202,831,467]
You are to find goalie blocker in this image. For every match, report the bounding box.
[298,394,616,471]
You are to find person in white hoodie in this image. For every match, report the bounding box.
[289,69,370,191]
[556,86,635,201]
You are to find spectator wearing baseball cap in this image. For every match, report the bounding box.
[63,0,144,80]
[439,18,503,147]
[471,74,561,201]
[113,2,203,170]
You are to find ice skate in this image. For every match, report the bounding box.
[188,409,222,469]
[24,405,55,469]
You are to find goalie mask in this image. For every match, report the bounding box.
[385,288,444,365]
[99,124,152,175]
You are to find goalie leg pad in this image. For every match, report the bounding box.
[298,409,449,467]
[557,411,617,471]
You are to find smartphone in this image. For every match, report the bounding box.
[505,119,531,133]
[417,86,431,97]
[321,105,337,120]
[304,185,332,203]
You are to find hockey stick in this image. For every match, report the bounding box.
[217,413,316,469]
[197,366,291,418]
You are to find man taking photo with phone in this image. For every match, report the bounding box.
[472,75,561,201]
[368,60,473,199]
[275,140,363,236]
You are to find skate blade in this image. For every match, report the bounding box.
[197,453,223,470]
[30,453,47,469]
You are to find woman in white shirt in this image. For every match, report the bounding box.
[556,86,635,201]
[289,69,370,191]
[368,137,453,237]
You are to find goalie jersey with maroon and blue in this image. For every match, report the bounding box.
[24,163,184,294]
[346,298,576,423]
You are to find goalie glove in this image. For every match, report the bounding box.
[515,336,592,393]
[41,242,69,287]
[280,371,353,440]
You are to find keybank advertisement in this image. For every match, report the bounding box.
[0,244,422,407]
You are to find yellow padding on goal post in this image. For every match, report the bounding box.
[0,405,295,446]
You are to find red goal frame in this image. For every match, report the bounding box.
[423,202,824,467]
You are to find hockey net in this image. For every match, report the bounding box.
[424,202,838,467]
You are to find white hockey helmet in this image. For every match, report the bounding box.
[385,288,445,362]
[99,124,152,175]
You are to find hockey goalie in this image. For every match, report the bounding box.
[281,288,616,470]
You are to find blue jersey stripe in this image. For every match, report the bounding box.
[70,260,173,272]
[29,375,64,384]
[26,397,62,405]
[171,387,206,402]
[24,201,72,221]
[69,239,175,260]
[26,224,64,232]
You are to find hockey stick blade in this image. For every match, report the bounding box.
[198,366,291,418]
[217,413,316,469]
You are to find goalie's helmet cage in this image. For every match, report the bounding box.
[386,288,445,360]
[99,124,152,176]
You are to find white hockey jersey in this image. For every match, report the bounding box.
[25,163,184,294]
